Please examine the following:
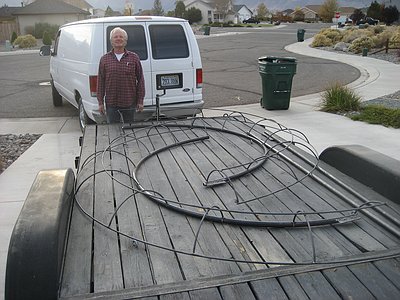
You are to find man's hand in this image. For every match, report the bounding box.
[99,103,105,115]
[136,103,144,112]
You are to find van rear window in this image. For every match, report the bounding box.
[149,25,189,59]
[106,25,148,60]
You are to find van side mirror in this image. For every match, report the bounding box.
[39,45,51,56]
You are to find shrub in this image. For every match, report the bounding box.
[10,31,17,44]
[320,83,361,112]
[352,105,400,128]
[342,28,372,43]
[13,34,37,48]
[320,28,343,43]
[349,36,374,53]
[42,30,52,46]
[34,22,59,39]
[389,27,400,46]
[311,33,333,47]
[372,30,392,48]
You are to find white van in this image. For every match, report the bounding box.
[41,16,203,129]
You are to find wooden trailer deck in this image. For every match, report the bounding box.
[54,114,400,299]
[55,114,400,299]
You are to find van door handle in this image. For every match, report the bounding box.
[183,88,190,92]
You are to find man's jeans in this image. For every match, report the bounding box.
[106,105,135,123]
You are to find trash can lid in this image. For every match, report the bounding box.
[258,56,297,63]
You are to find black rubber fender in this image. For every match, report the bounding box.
[320,145,400,204]
[5,168,75,300]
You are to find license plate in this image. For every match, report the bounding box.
[161,75,179,87]
[156,73,183,90]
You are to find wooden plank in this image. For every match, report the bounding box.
[211,118,399,256]
[145,126,243,276]
[295,271,341,299]
[92,125,123,292]
[108,125,154,288]
[373,259,400,290]
[277,276,309,300]
[124,126,186,285]
[250,278,289,299]
[322,266,375,299]
[60,125,96,297]
[165,125,295,265]
[219,283,256,300]
[348,262,400,299]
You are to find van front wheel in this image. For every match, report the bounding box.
[78,99,93,132]
[51,80,62,107]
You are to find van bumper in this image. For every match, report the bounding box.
[134,101,205,121]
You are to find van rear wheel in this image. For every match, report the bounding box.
[51,80,62,107]
[78,99,93,132]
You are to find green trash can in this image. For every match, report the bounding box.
[258,56,297,110]
[297,29,305,42]
[204,26,211,36]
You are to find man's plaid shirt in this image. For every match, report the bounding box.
[97,50,145,108]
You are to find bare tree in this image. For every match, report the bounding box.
[319,0,339,22]
[212,0,232,22]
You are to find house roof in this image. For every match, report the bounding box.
[305,5,321,13]
[0,5,20,18]
[63,0,93,10]
[13,0,90,15]
[339,7,357,15]
[233,5,251,13]
[184,0,214,8]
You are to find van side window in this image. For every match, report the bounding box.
[149,25,189,59]
[53,30,61,56]
[106,26,147,60]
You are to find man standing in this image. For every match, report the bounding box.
[97,27,145,123]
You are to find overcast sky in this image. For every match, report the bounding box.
[0,0,177,12]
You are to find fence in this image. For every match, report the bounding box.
[0,22,19,42]
[371,39,400,54]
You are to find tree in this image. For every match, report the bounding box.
[256,3,268,21]
[367,1,383,20]
[104,6,114,17]
[382,5,399,25]
[185,7,202,24]
[42,30,52,46]
[293,8,305,22]
[175,1,186,18]
[319,0,339,23]
[212,0,231,22]
[350,9,365,24]
[152,0,164,16]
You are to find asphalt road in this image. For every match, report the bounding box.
[0,23,359,118]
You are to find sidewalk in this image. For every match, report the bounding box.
[1,38,400,299]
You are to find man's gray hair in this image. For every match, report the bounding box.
[110,27,128,41]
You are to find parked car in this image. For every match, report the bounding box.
[243,17,260,24]
[357,17,379,25]
[40,16,204,130]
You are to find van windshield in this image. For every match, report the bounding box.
[106,25,148,60]
[149,25,189,59]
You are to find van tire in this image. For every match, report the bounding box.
[51,80,63,107]
[78,98,93,132]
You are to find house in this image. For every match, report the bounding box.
[13,0,90,35]
[63,0,93,15]
[298,5,321,21]
[233,4,253,23]
[0,5,19,22]
[184,0,236,24]
[282,9,294,16]
[337,7,357,19]
[0,5,20,40]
